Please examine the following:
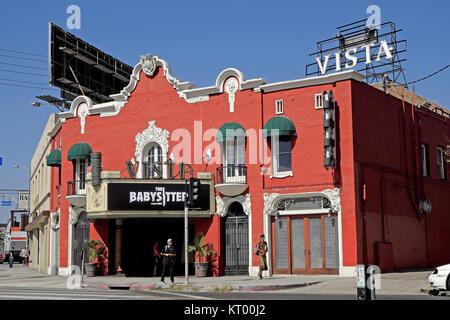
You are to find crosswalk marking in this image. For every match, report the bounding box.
[0,286,215,300]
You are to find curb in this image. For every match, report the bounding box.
[86,281,321,293]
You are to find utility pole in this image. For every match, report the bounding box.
[184,180,189,285]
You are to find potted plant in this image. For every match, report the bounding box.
[85,240,105,277]
[188,232,216,277]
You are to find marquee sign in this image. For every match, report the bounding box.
[107,182,210,212]
[86,177,215,218]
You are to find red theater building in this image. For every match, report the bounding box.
[45,54,450,277]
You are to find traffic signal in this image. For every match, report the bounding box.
[188,177,201,207]
[323,90,336,168]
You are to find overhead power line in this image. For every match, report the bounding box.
[0,61,47,71]
[0,78,50,86]
[0,68,47,77]
[0,82,57,91]
[0,48,47,58]
[0,53,47,64]
[392,64,449,87]
[405,64,449,86]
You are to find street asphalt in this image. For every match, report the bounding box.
[0,262,448,300]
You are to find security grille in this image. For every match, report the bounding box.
[274,217,289,269]
[324,216,339,268]
[224,213,249,275]
[291,218,306,269]
[72,212,90,273]
[309,217,323,269]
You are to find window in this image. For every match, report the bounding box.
[315,94,323,109]
[275,100,284,115]
[76,159,88,192]
[271,136,292,176]
[421,144,429,177]
[437,147,446,180]
[223,138,246,179]
[147,144,163,178]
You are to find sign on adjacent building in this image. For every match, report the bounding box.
[17,191,29,211]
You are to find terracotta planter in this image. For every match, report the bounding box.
[85,262,97,277]
[194,262,209,277]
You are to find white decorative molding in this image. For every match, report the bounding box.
[69,207,85,225]
[140,54,157,77]
[134,121,170,179]
[225,77,238,112]
[77,102,88,134]
[242,194,251,216]
[54,55,195,121]
[263,193,280,216]
[257,70,365,93]
[51,211,60,231]
[135,121,170,159]
[215,196,226,217]
[180,68,266,103]
[320,188,341,213]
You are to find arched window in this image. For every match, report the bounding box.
[146,143,163,178]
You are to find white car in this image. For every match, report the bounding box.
[428,264,450,292]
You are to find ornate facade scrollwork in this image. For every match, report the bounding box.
[263,193,280,216]
[140,54,157,77]
[69,207,85,225]
[263,188,341,215]
[242,194,251,216]
[320,188,341,213]
[215,196,226,217]
[135,121,170,159]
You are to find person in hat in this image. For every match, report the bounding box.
[160,238,176,284]
[256,234,268,279]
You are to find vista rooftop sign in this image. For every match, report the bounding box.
[316,40,393,75]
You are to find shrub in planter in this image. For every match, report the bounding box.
[85,240,105,277]
[188,232,216,277]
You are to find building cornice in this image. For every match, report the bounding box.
[49,55,365,126]
[256,70,365,93]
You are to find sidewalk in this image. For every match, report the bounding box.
[0,263,434,296]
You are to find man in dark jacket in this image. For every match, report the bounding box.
[160,239,176,284]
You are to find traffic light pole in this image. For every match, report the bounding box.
[184,185,189,285]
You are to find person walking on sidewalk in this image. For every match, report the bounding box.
[8,249,14,268]
[257,234,268,279]
[153,241,161,277]
[160,239,176,284]
[20,248,29,267]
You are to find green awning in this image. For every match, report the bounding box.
[67,143,93,161]
[263,116,297,137]
[216,122,246,142]
[46,149,61,167]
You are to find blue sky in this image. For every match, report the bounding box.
[0,0,449,222]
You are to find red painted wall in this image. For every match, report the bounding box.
[50,62,450,275]
[351,80,450,270]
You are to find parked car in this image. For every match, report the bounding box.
[0,252,5,264]
[428,264,450,292]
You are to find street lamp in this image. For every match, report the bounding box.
[30,101,65,112]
